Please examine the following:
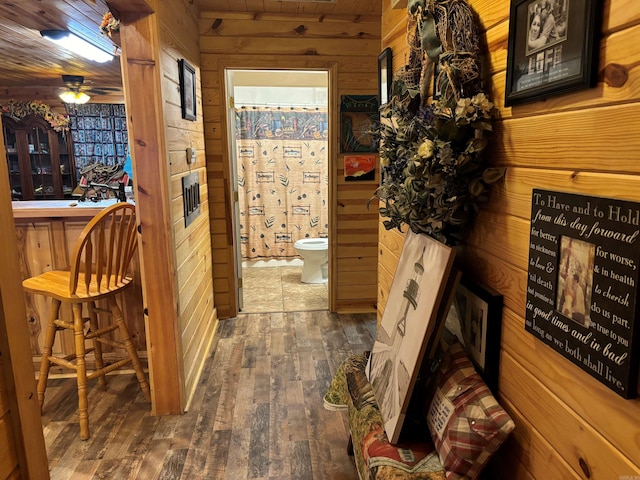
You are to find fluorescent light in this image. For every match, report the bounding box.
[41,30,113,63]
[59,91,90,104]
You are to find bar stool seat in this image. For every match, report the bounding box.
[22,202,151,440]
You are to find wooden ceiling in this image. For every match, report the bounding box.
[0,0,381,104]
[196,0,382,16]
[0,0,124,102]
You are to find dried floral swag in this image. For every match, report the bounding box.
[1,99,70,132]
[374,0,505,245]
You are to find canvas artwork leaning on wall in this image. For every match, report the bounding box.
[366,230,456,443]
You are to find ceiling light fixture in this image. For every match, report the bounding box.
[59,90,91,104]
[40,30,114,63]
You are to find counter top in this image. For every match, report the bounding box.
[12,199,132,219]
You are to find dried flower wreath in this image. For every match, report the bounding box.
[373,0,505,245]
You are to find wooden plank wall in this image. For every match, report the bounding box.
[379,0,640,477]
[0,356,20,480]
[377,1,409,324]
[155,0,218,407]
[0,133,49,478]
[198,9,382,317]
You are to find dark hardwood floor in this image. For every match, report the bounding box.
[42,310,377,479]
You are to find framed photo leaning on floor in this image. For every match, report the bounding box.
[366,231,457,443]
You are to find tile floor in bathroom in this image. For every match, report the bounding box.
[240,266,328,313]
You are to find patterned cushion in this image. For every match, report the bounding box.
[323,353,369,411]
[361,423,444,480]
[426,340,514,480]
[344,354,446,480]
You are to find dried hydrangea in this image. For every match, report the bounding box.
[373,90,505,245]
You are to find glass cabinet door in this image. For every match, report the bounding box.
[2,123,22,199]
[28,124,55,198]
[58,130,74,197]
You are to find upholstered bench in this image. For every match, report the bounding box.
[324,340,515,480]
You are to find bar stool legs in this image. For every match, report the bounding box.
[72,303,90,440]
[37,298,60,409]
[108,297,151,402]
[36,297,150,440]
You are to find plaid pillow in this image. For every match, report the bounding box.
[426,340,514,480]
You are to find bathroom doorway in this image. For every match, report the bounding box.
[225,69,330,313]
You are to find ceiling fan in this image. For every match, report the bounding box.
[58,75,121,104]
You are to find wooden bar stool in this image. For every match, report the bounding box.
[22,202,151,440]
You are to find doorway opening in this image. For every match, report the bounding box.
[225,69,330,313]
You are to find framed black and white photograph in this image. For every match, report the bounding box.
[504,0,600,106]
[378,47,393,106]
[446,276,504,393]
[179,59,197,121]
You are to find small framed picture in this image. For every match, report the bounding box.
[446,276,503,393]
[339,95,379,153]
[179,58,197,121]
[504,0,600,106]
[378,47,393,107]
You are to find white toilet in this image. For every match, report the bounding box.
[294,237,328,284]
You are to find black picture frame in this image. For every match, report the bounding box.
[504,0,600,106]
[525,189,640,399]
[446,276,504,394]
[179,59,196,121]
[378,47,393,107]
[339,95,379,153]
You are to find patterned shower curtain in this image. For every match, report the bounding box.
[236,106,329,259]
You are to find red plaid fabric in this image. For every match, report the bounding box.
[426,340,514,479]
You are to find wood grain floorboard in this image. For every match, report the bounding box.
[42,311,376,479]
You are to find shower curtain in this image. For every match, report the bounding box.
[235,106,329,259]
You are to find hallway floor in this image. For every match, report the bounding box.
[241,266,328,313]
[41,310,377,479]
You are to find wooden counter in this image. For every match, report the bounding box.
[12,198,124,218]
[13,200,147,376]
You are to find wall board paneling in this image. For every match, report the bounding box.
[200,10,382,316]
[379,0,640,476]
[158,0,218,409]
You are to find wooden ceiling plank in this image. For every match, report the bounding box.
[263,1,283,13]
[0,0,378,102]
[245,0,265,12]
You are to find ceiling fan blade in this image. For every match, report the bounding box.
[87,86,122,95]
